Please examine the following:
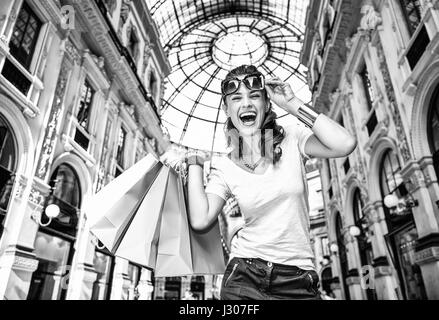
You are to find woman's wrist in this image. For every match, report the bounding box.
[297,104,321,129]
[287,97,321,129]
[285,96,304,116]
[187,155,205,168]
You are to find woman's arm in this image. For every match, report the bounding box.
[186,164,226,232]
[303,114,357,159]
[266,78,357,159]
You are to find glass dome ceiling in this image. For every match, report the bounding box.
[146,0,311,154]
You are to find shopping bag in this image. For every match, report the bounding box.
[154,170,226,277]
[85,154,162,254]
[113,166,170,267]
[154,169,193,276]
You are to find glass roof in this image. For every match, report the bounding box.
[146,0,311,153]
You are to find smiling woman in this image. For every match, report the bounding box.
[166,63,357,301]
[146,0,311,153]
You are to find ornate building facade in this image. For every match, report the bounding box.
[0,0,173,300]
[301,0,439,300]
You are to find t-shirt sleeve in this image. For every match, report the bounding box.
[287,121,314,158]
[205,162,230,201]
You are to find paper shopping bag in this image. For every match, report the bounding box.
[114,166,171,267]
[154,170,225,277]
[85,154,162,254]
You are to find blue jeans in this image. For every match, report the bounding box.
[220,257,322,300]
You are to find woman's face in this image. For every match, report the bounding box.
[224,75,268,136]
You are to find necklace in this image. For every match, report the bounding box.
[242,157,264,171]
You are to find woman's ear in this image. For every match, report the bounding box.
[221,101,229,117]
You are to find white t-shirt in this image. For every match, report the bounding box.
[205,121,316,270]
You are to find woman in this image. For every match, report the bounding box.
[169,65,356,300]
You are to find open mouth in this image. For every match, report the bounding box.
[239,111,257,126]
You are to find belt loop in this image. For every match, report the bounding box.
[267,262,273,268]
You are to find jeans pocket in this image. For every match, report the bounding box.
[224,262,239,288]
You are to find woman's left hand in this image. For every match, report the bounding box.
[265,78,298,116]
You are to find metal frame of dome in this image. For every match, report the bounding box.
[147,0,311,153]
[147,0,307,49]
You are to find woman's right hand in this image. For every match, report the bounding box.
[159,146,185,172]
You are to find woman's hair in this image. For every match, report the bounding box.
[223,65,285,164]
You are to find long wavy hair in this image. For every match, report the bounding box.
[222,65,285,164]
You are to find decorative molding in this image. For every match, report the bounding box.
[374,38,412,163]
[13,175,28,199]
[12,255,39,272]
[35,56,72,181]
[63,39,81,65]
[415,247,439,265]
[400,161,427,193]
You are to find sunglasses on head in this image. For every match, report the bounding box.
[221,73,265,96]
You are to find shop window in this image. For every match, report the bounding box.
[190,276,205,300]
[28,164,81,300]
[399,0,423,35]
[74,80,95,151]
[91,246,114,300]
[27,231,72,300]
[379,150,427,300]
[0,115,17,237]
[164,277,181,300]
[379,149,414,230]
[127,263,142,300]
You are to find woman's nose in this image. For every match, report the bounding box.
[240,94,252,107]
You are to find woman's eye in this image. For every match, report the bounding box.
[251,95,261,99]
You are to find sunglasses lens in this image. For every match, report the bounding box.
[223,80,240,95]
[245,75,264,90]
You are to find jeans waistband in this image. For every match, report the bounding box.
[235,257,309,272]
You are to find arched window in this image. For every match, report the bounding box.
[379,149,413,231]
[28,164,82,300]
[428,85,439,179]
[0,115,17,233]
[46,164,81,237]
[335,212,350,300]
[378,150,426,300]
[51,164,81,208]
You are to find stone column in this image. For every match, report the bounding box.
[363,202,400,299]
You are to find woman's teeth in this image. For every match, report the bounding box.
[239,112,257,126]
